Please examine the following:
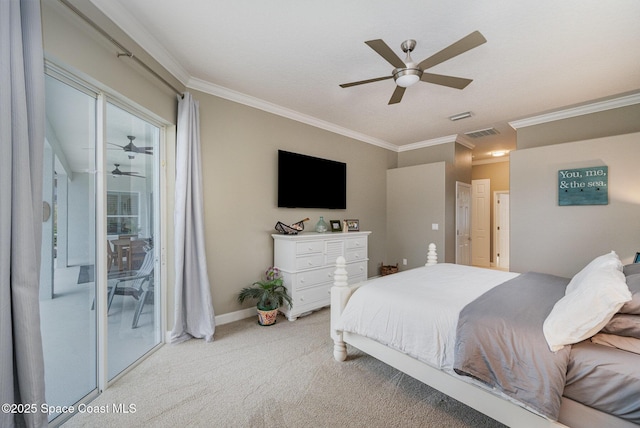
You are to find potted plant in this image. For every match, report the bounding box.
[238,266,293,326]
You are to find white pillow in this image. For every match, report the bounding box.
[543,265,631,352]
[565,251,623,295]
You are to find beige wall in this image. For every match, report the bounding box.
[387,162,447,270]
[398,142,454,167]
[517,104,640,150]
[194,89,393,315]
[510,132,640,277]
[395,141,471,263]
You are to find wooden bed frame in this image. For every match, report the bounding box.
[329,245,636,428]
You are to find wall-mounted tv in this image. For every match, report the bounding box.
[277,150,346,209]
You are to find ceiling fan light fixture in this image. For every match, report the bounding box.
[393,68,422,88]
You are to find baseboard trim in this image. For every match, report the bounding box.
[215,307,256,326]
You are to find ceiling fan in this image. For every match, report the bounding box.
[108,135,153,158]
[340,31,486,105]
[111,163,145,178]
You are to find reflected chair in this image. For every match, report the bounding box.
[132,276,154,328]
[106,241,119,272]
[127,239,148,271]
[107,250,154,315]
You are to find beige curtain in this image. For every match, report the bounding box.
[170,92,215,343]
[0,0,48,426]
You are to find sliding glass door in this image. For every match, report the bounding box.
[41,69,163,423]
[105,101,161,379]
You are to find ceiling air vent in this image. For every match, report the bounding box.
[465,127,500,138]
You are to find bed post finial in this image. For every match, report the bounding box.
[331,256,349,361]
[333,256,348,287]
[426,243,438,266]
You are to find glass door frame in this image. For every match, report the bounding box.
[45,61,168,402]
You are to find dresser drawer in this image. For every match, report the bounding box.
[346,237,367,250]
[294,283,330,308]
[295,254,324,270]
[295,240,324,255]
[295,266,334,290]
[346,262,366,279]
[345,249,367,263]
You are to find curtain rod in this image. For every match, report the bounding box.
[59,0,184,97]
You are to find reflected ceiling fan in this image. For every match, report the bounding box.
[340,31,486,104]
[108,135,153,159]
[111,163,145,178]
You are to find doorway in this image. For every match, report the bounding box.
[456,182,471,265]
[471,179,490,267]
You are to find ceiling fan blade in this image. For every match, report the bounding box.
[134,146,154,153]
[365,39,406,68]
[418,31,486,71]
[340,76,392,88]
[388,86,406,105]
[420,72,473,89]
[108,142,125,148]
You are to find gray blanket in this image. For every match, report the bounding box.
[453,272,571,420]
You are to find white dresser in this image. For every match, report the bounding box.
[272,231,370,321]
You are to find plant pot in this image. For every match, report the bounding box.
[257,308,278,326]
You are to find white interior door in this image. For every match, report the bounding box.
[471,179,490,267]
[456,182,471,265]
[495,191,510,270]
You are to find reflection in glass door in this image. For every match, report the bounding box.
[106,102,161,379]
[40,74,98,421]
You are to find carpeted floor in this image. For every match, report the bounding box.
[63,308,506,428]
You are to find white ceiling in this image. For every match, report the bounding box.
[90,0,640,160]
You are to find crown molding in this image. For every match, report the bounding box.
[397,134,475,153]
[509,92,640,130]
[187,77,397,151]
[396,135,458,152]
[472,155,510,166]
[455,134,476,150]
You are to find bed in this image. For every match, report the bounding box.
[330,245,640,428]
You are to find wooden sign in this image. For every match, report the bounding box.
[558,166,608,206]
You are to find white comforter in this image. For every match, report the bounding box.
[336,263,519,370]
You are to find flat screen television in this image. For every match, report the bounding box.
[277,150,346,209]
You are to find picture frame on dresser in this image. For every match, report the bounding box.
[634,252,640,263]
[345,219,359,231]
[330,220,342,232]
